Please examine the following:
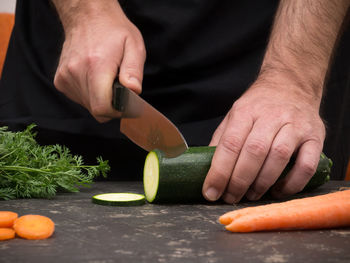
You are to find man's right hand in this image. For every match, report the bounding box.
[52,0,146,122]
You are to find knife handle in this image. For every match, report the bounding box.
[112,80,128,113]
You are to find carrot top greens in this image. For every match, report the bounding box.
[0,124,109,200]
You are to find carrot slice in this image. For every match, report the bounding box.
[0,228,16,241]
[13,215,55,240]
[0,211,18,228]
[220,190,350,232]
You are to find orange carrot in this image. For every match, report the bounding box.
[0,211,18,228]
[13,215,55,240]
[0,228,16,241]
[220,190,350,232]
[220,189,350,225]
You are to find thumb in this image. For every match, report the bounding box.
[118,38,146,94]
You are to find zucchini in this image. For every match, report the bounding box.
[144,147,215,203]
[92,193,145,206]
[143,146,332,203]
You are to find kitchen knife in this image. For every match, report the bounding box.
[112,81,188,158]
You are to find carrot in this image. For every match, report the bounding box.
[13,215,55,240]
[220,189,350,225]
[220,190,350,232]
[0,228,16,241]
[0,211,18,227]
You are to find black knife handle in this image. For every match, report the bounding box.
[112,80,128,112]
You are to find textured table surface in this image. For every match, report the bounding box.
[1,181,350,263]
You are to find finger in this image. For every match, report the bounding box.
[118,37,146,94]
[88,68,121,122]
[245,124,299,201]
[270,139,323,199]
[202,112,253,202]
[223,118,281,204]
[85,44,125,122]
[209,115,229,146]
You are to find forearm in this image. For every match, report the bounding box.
[51,0,122,32]
[260,0,349,103]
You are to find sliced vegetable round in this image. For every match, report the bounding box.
[92,193,146,206]
[13,215,55,240]
[0,228,16,241]
[143,151,160,203]
[0,211,18,227]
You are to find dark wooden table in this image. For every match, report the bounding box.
[1,181,350,263]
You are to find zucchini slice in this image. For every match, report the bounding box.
[143,146,332,203]
[143,151,160,203]
[92,193,145,206]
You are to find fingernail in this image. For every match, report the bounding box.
[205,187,219,201]
[128,76,141,87]
[223,193,236,204]
[246,190,259,201]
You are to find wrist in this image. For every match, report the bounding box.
[254,64,323,108]
[258,54,324,104]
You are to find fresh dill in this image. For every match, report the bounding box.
[0,124,110,200]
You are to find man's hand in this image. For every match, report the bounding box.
[203,76,325,203]
[202,0,349,203]
[52,0,146,122]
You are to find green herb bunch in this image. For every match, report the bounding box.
[0,124,110,200]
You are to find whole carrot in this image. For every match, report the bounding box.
[220,190,350,232]
[220,189,350,225]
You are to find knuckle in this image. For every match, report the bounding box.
[211,129,223,145]
[221,135,243,156]
[53,73,62,90]
[117,28,130,39]
[229,176,250,192]
[53,69,68,92]
[298,160,317,179]
[66,60,81,77]
[135,42,146,58]
[90,103,109,119]
[301,123,314,135]
[271,143,292,162]
[231,100,243,111]
[123,62,142,74]
[309,136,324,147]
[85,53,103,69]
[245,139,269,159]
[209,166,231,185]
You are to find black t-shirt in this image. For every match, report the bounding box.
[0,0,349,179]
[0,0,278,141]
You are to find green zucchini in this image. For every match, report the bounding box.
[144,147,215,203]
[143,146,332,203]
[92,193,145,206]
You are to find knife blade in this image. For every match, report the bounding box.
[112,81,188,158]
